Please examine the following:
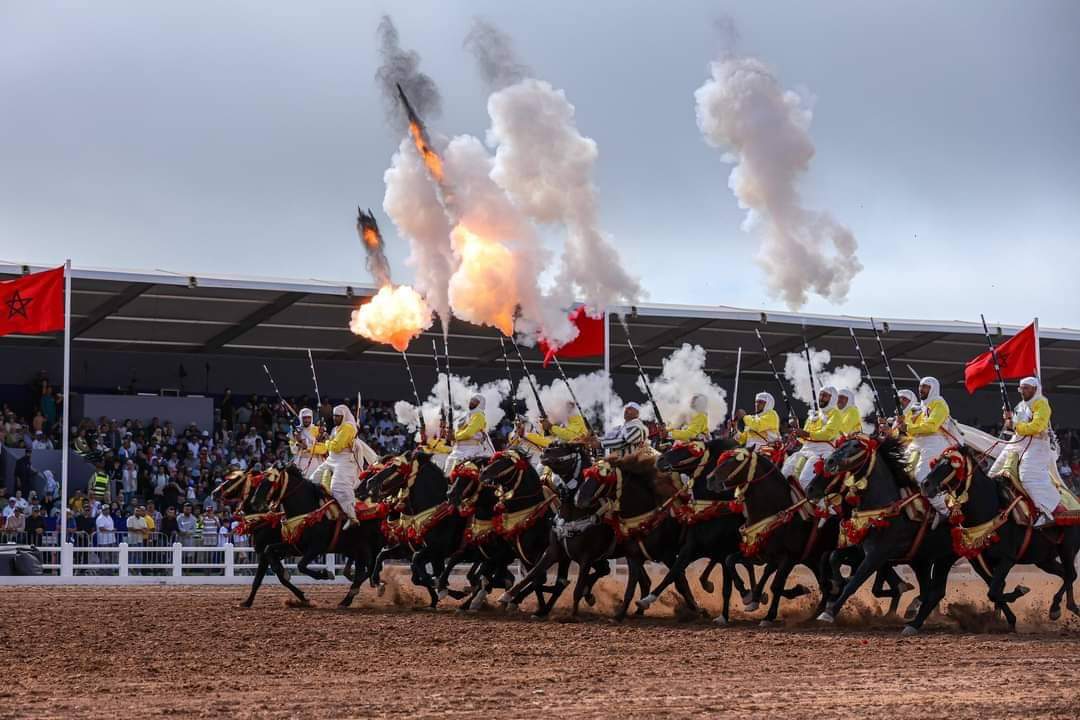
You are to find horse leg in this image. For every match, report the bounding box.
[296,544,332,581]
[532,556,571,618]
[671,567,702,617]
[760,557,796,626]
[267,551,309,606]
[338,551,366,608]
[435,546,469,601]
[903,557,955,634]
[636,536,697,612]
[967,556,1018,629]
[634,560,653,617]
[699,557,719,593]
[501,543,556,609]
[240,552,273,608]
[1060,537,1080,617]
[615,555,643,622]
[409,547,439,609]
[870,564,912,616]
[715,552,739,625]
[819,543,889,623]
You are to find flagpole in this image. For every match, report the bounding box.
[59,259,71,571]
[1034,317,1041,381]
[603,310,611,427]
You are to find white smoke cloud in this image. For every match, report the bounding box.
[515,370,623,432]
[783,347,876,428]
[382,138,456,323]
[395,373,511,439]
[486,78,643,314]
[695,54,861,309]
[636,344,729,428]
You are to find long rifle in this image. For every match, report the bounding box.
[621,318,665,427]
[508,333,548,421]
[441,336,455,434]
[980,314,1013,412]
[800,323,820,417]
[431,338,450,439]
[753,328,799,424]
[306,349,322,410]
[497,336,520,423]
[869,318,904,414]
[731,346,742,421]
[550,353,595,436]
[847,328,884,418]
[401,352,426,443]
[261,363,298,418]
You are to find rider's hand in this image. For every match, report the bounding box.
[541,419,552,433]
[734,409,746,421]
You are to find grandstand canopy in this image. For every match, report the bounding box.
[3,262,1079,402]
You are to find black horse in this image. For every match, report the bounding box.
[805,462,917,618]
[923,445,1080,623]
[212,468,312,608]
[636,439,768,620]
[262,465,382,608]
[497,443,624,620]
[707,446,835,626]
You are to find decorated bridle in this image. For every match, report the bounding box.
[928,446,972,524]
[449,461,483,516]
[481,449,535,504]
[367,455,421,510]
[820,435,880,506]
[663,441,715,484]
[713,447,778,491]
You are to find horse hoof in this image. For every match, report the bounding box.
[507,602,519,612]
[1069,604,1080,618]
[898,580,915,594]
[758,619,779,628]
[901,625,919,637]
[903,599,921,621]
[285,598,312,608]
[237,602,252,609]
[1016,585,1031,597]
[712,615,728,626]
[743,601,760,612]
[1049,606,1062,621]
[817,611,835,624]
[469,590,489,611]
[636,594,657,610]
[700,580,715,593]
[585,593,597,607]
[436,589,448,601]
[496,592,511,606]
[377,583,387,597]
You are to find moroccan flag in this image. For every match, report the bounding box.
[0,266,65,338]
[964,321,1037,394]
[539,307,604,367]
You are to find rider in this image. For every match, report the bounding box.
[447,394,494,472]
[290,408,323,478]
[311,404,361,529]
[782,385,841,491]
[666,394,710,442]
[600,402,650,457]
[1001,377,1061,526]
[836,389,863,436]
[897,377,957,518]
[734,391,781,449]
[526,400,589,448]
[889,390,920,436]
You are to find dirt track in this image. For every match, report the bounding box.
[3,570,1079,719]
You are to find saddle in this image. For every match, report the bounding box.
[989,453,1080,527]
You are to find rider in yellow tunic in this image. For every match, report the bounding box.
[667,394,709,442]
[734,392,780,449]
[1001,377,1060,525]
[836,389,863,436]
[898,377,957,519]
[524,401,589,448]
[782,385,842,491]
[290,408,324,479]
[888,390,920,438]
[311,405,360,527]
[446,395,493,473]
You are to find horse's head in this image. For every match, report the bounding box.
[541,442,589,480]
[480,449,531,491]
[805,468,835,502]
[707,447,761,494]
[447,461,482,507]
[211,469,250,506]
[575,460,617,510]
[657,440,708,475]
[923,446,970,499]
[363,456,414,501]
[824,436,876,477]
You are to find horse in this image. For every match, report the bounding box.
[212,468,311,608]
[805,460,917,618]
[923,445,1080,623]
[261,464,383,608]
[636,438,771,620]
[367,451,470,609]
[810,436,978,635]
[497,443,625,620]
[706,445,836,626]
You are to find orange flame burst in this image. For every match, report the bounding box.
[408,120,444,183]
[448,224,516,336]
[361,225,380,250]
[349,285,433,352]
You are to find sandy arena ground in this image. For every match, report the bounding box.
[3,568,1079,719]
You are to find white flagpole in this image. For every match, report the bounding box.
[603,310,611,428]
[1034,317,1041,381]
[59,259,72,569]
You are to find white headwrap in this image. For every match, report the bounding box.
[690,394,708,413]
[470,394,485,412]
[1015,376,1043,420]
[897,389,917,410]
[755,392,775,413]
[625,401,642,413]
[818,385,838,412]
[332,404,357,427]
[838,388,855,408]
[299,408,313,421]
[919,377,941,404]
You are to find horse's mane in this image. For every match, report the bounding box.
[877,437,917,489]
[606,448,658,480]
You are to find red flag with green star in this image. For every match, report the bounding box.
[0,266,65,338]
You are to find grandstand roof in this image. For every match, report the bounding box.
[3,261,1079,394]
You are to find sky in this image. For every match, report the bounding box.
[1,1,1078,329]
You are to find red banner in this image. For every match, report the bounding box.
[0,266,65,338]
[964,321,1037,394]
[539,307,604,367]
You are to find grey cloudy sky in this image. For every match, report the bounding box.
[2,1,1078,328]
